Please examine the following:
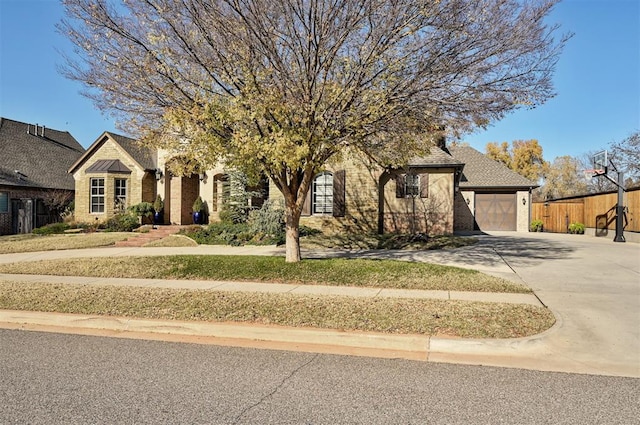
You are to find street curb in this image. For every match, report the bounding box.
[0,310,431,360]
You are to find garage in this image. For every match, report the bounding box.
[475,193,517,231]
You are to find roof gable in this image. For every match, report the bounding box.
[0,117,85,190]
[85,159,132,174]
[448,145,537,189]
[69,131,157,174]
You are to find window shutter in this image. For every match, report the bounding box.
[395,174,406,198]
[420,173,429,198]
[302,187,311,216]
[333,170,346,217]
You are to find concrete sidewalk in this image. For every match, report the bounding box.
[1,233,638,377]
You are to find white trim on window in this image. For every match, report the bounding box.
[313,172,333,214]
[405,174,419,197]
[90,178,105,213]
[114,178,127,211]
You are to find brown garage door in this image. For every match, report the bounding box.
[475,193,516,231]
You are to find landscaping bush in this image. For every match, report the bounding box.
[128,202,154,223]
[248,200,285,236]
[568,222,585,234]
[102,213,141,232]
[33,222,71,235]
[186,222,251,246]
[299,225,322,237]
[530,219,544,232]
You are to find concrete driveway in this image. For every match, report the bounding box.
[417,232,640,377]
[307,231,640,377]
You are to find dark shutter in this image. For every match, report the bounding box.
[333,170,346,217]
[395,174,406,198]
[301,186,312,216]
[419,173,429,198]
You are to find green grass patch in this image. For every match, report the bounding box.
[0,280,553,338]
[0,255,530,293]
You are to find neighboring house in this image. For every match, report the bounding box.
[0,117,85,235]
[71,133,536,233]
[68,132,158,223]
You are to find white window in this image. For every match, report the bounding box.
[115,178,127,211]
[90,178,105,213]
[405,174,420,197]
[313,172,333,214]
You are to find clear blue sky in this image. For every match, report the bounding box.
[1,0,639,161]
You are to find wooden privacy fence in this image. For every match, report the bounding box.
[532,187,640,234]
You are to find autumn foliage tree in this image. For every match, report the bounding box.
[486,139,547,183]
[61,0,568,261]
[536,155,587,201]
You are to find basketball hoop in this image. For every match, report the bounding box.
[583,169,605,180]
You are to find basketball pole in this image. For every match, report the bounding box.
[614,169,625,242]
[599,165,626,243]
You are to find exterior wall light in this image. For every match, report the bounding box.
[154,168,163,181]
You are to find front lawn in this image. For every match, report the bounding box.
[0,280,553,338]
[0,255,530,293]
[0,233,132,254]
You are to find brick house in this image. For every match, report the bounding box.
[449,145,537,232]
[287,142,536,235]
[68,132,158,223]
[0,117,85,235]
[71,133,535,233]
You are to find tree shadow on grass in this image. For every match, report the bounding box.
[302,233,576,270]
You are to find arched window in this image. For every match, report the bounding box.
[313,172,333,214]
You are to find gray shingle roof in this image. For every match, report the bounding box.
[408,146,464,167]
[69,131,157,174]
[448,145,538,189]
[107,132,156,170]
[0,117,85,190]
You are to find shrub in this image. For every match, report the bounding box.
[569,222,585,234]
[248,200,285,237]
[153,195,164,212]
[192,196,204,213]
[129,202,154,220]
[186,222,251,245]
[33,222,71,235]
[299,225,322,237]
[102,213,141,232]
[530,219,544,232]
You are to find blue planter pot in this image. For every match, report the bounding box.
[153,211,163,225]
[193,211,202,224]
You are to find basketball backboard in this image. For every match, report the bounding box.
[593,150,608,173]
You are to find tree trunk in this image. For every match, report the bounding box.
[284,204,302,263]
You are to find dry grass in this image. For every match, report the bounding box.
[0,255,530,293]
[0,280,554,338]
[301,233,478,250]
[0,233,132,254]
[143,235,199,247]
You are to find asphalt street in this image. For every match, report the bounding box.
[1,329,638,425]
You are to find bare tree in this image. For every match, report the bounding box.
[60,0,568,261]
[609,131,640,186]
